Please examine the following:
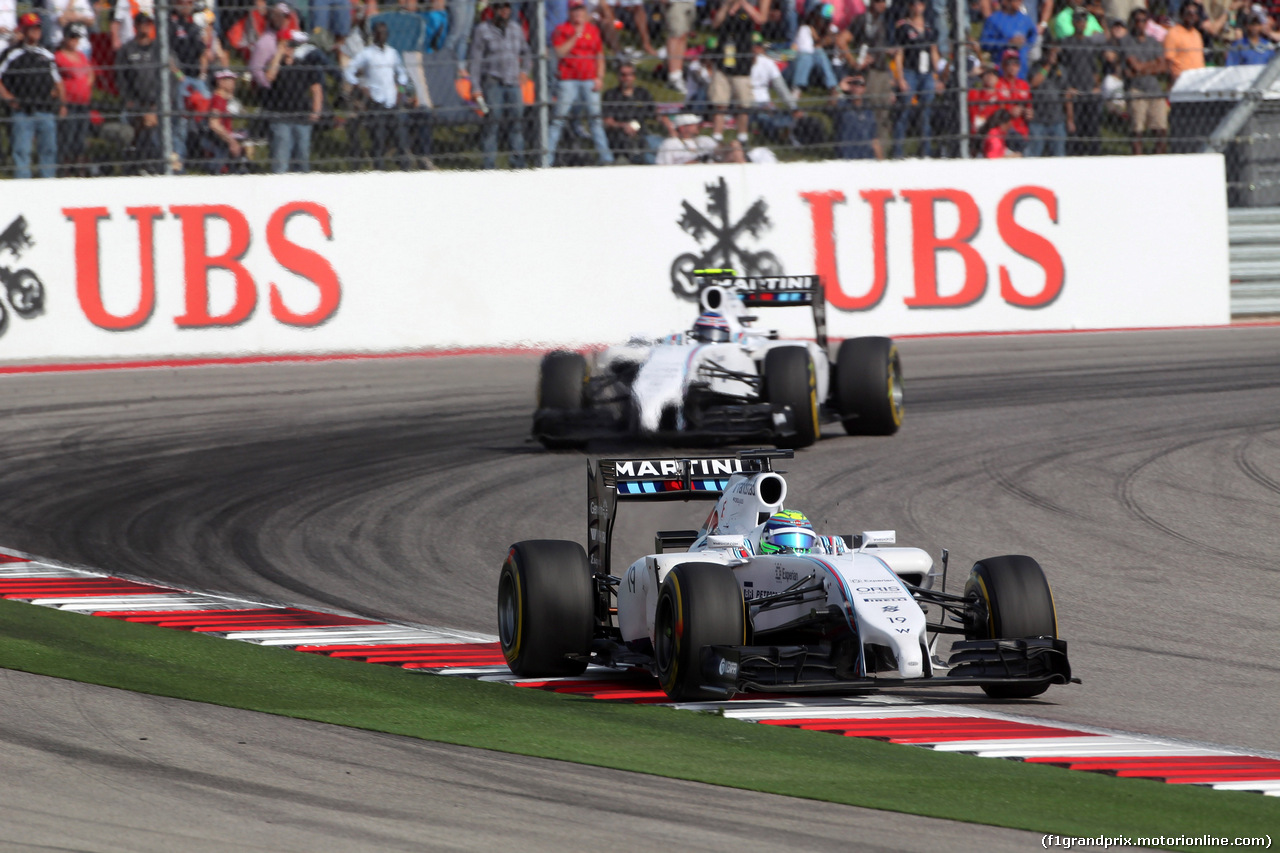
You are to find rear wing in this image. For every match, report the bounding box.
[693,271,829,350]
[587,449,791,577]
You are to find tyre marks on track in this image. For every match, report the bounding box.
[4,550,1278,798]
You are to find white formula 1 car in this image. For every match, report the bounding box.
[532,273,903,450]
[498,450,1075,700]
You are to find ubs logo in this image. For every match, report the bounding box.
[0,216,46,338]
[670,177,782,300]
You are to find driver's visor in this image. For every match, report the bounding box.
[765,528,818,552]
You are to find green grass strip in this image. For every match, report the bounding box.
[0,598,1274,848]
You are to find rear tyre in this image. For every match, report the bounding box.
[535,351,587,449]
[964,554,1058,698]
[497,540,594,677]
[763,346,820,449]
[654,563,745,701]
[835,337,903,436]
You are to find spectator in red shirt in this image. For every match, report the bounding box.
[993,49,1030,152]
[204,68,251,173]
[967,65,1000,136]
[982,108,1022,157]
[545,0,614,166]
[54,22,93,174]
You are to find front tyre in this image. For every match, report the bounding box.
[535,351,587,450]
[834,337,903,436]
[538,351,587,411]
[654,563,745,701]
[964,554,1058,698]
[763,346,820,449]
[498,540,593,677]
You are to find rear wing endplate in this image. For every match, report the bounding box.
[587,449,791,576]
[692,271,829,351]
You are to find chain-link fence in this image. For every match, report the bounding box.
[0,0,1275,194]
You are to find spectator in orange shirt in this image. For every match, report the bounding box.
[1164,2,1206,82]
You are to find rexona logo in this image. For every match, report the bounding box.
[0,216,47,339]
[614,458,744,478]
[670,177,783,301]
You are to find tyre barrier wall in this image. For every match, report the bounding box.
[0,154,1229,364]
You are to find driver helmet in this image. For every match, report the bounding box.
[760,510,818,555]
[690,311,731,343]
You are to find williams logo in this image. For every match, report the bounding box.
[671,177,782,301]
[0,216,46,338]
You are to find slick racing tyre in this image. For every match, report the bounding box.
[964,555,1059,698]
[6,269,44,318]
[834,336,903,436]
[538,351,587,410]
[655,563,745,701]
[763,346,820,449]
[535,351,587,449]
[498,540,594,677]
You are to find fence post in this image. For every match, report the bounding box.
[158,0,174,175]
[1205,52,1280,153]
[535,0,549,167]
[955,0,969,159]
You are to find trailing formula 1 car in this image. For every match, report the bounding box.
[497,450,1076,701]
[532,272,903,450]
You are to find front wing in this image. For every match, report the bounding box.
[533,403,800,445]
[701,638,1074,696]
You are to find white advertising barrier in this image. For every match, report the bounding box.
[0,153,1228,362]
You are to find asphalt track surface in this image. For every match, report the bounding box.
[1,326,1278,849]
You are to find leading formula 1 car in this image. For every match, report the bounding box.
[532,272,903,450]
[498,450,1075,700]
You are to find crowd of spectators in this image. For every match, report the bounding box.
[0,0,1277,176]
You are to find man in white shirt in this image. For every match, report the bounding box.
[0,0,16,55]
[656,113,717,164]
[748,34,798,143]
[39,0,94,51]
[344,19,416,169]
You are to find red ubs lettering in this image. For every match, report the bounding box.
[62,201,341,330]
[801,186,1062,310]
